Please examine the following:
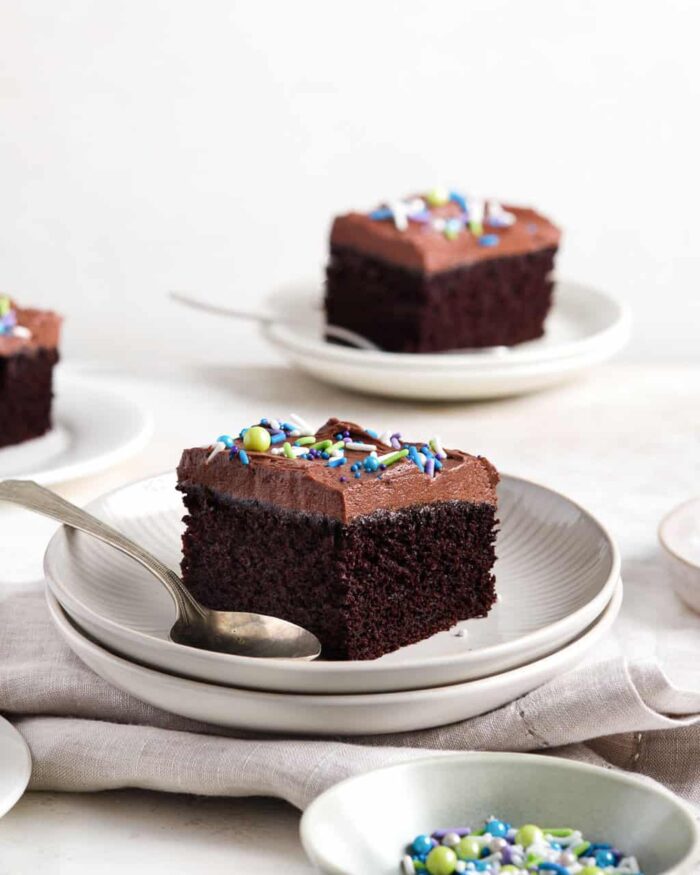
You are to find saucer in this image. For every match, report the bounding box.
[0,717,31,820]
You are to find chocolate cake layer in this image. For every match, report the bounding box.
[325,195,561,352]
[326,245,557,352]
[0,348,59,448]
[179,487,497,661]
[177,417,499,660]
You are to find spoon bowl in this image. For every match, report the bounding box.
[0,479,322,661]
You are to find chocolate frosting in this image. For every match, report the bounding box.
[0,300,62,356]
[177,418,498,524]
[330,203,561,274]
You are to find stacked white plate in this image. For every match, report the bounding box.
[44,472,622,736]
[263,279,630,401]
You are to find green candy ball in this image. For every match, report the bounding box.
[243,426,271,452]
[456,837,481,860]
[426,187,449,207]
[515,824,544,848]
[579,869,603,875]
[426,846,457,875]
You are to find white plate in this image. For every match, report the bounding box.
[300,752,700,875]
[44,472,620,695]
[0,717,32,819]
[264,279,630,400]
[0,374,153,485]
[47,582,622,736]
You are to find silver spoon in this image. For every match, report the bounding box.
[0,479,321,661]
[169,290,383,351]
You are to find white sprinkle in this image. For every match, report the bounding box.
[11,325,32,339]
[432,217,446,232]
[406,197,426,215]
[329,447,345,458]
[288,413,315,436]
[454,863,466,874]
[430,435,447,460]
[271,446,307,457]
[487,198,516,227]
[469,197,485,225]
[344,441,377,452]
[269,418,280,431]
[378,430,392,444]
[287,428,300,437]
[401,855,416,874]
[417,451,427,465]
[206,441,226,464]
[387,200,409,231]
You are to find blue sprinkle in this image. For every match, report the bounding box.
[364,456,379,472]
[449,190,468,212]
[259,418,269,426]
[335,433,343,440]
[270,433,286,444]
[365,428,379,438]
[321,451,330,459]
[354,471,361,479]
[539,865,569,875]
[281,422,295,431]
[239,450,249,465]
[327,456,346,468]
[478,234,500,247]
[351,463,360,472]
[216,434,234,448]
[408,445,425,473]
[239,428,248,438]
[369,207,393,221]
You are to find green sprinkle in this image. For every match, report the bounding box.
[469,220,483,236]
[0,296,10,317]
[282,442,295,459]
[544,829,574,838]
[525,854,543,868]
[294,436,316,446]
[378,448,409,467]
[328,440,345,453]
[573,841,591,857]
[310,439,333,451]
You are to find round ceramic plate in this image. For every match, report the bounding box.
[47,583,622,736]
[0,374,152,485]
[300,752,700,875]
[0,717,32,819]
[44,471,620,694]
[264,279,630,400]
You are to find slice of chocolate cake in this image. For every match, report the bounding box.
[177,415,498,661]
[0,295,62,449]
[325,191,561,353]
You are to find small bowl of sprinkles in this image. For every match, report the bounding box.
[300,753,699,875]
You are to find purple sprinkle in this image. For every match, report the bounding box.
[501,846,512,864]
[339,476,347,482]
[407,210,432,224]
[426,458,435,477]
[379,463,386,470]
[432,828,471,839]
[390,437,401,450]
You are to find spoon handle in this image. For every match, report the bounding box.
[0,480,204,623]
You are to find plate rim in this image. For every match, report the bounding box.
[43,468,621,680]
[0,374,153,486]
[265,278,631,370]
[0,716,32,820]
[46,582,622,705]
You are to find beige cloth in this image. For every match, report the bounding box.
[1,589,699,811]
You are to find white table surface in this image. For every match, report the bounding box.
[0,352,698,873]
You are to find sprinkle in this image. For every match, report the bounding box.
[216,434,234,448]
[328,440,345,455]
[390,436,402,450]
[288,412,315,436]
[354,471,361,479]
[425,458,435,477]
[239,449,249,465]
[282,442,295,459]
[268,418,280,430]
[426,187,449,207]
[478,234,500,247]
[0,296,11,317]
[321,451,330,459]
[239,428,249,438]
[363,455,380,472]
[365,428,379,438]
[206,441,226,464]
[379,430,392,444]
[469,198,485,236]
[311,439,333,451]
[339,476,347,483]
[294,436,316,446]
[432,217,446,232]
[444,217,462,240]
[281,422,296,432]
[345,441,378,452]
[327,456,346,468]
[429,436,447,460]
[449,190,468,212]
[270,432,286,444]
[376,448,409,467]
[408,445,425,472]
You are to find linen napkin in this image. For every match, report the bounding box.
[1,588,700,811]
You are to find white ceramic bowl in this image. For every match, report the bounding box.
[659,498,700,614]
[300,753,700,875]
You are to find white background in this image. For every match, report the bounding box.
[1,0,698,365]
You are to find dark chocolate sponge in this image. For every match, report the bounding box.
[178,485,497,661]
[325,245,557,353]
[0,348,59,449]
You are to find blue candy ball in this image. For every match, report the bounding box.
[485,819,508,838]
[595,850,616,868]
[412,835,434,856]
